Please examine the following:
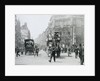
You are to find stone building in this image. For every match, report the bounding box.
[15,15,31,50]
[48,15,84,46]
[20,22,31,43]
[15,15,22,48]
[35,15,84,49]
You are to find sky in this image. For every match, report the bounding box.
[16,14,52,39]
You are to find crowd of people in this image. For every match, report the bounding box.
[48,43,84,65]
[15,43,84,65]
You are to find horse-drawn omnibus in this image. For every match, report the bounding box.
[24,39,34,55]
[46,32,61,57]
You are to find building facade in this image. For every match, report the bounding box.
[48,15,84,46]
[21,23,31,43]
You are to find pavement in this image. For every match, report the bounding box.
[15,50,81,65]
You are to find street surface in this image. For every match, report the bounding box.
[15,50,81,65]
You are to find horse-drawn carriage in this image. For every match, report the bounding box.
[15,39,39,56]
[24,39,34,55]
[46,32,61,57]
